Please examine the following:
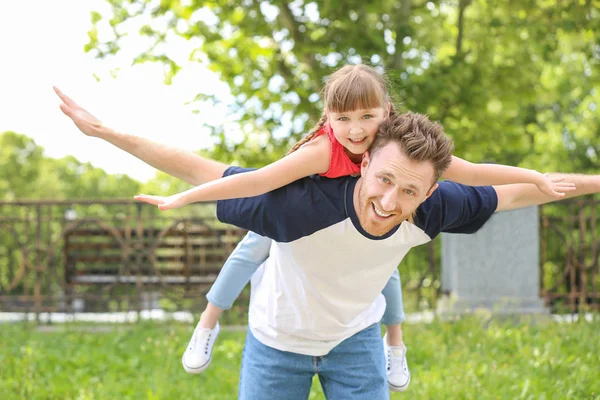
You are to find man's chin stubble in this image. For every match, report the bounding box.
[362,213,410,236]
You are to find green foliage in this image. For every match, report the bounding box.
[1,131,141,200]
[86,0,599,172]
[2,1,600,316]
[1,317,599,399]
[0,132,45,200]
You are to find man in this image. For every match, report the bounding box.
[55,88,598,399]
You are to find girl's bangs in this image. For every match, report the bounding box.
[326,77,385,113]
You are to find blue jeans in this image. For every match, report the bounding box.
[238,323,389,399]
[207,232,405,325]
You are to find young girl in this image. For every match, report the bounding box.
[134,64,568,392]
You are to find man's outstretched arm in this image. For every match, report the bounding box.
[494,173,600,212]
[54,87,229,186]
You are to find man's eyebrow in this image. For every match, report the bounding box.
[406,183,421,193]
[381,172,421,192]
[381,172,402,183]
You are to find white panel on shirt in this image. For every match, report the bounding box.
[248,218,432,356]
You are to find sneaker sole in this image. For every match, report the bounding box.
[388,375,410,392]
[181,354,212,374]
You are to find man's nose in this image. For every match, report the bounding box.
[380,190,397,211]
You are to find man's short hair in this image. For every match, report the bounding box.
[370,112,454,183]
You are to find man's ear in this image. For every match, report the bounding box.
[360,151,371,174]
[424,183,439,200]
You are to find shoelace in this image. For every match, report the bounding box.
[387,347,408,374]
[188,329,212,354]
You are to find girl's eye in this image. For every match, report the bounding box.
[363,114,373,119]
[337,116,349,121]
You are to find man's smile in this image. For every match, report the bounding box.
[372,202,393,218]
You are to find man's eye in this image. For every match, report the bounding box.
[380,177,390,184]
[405,189,415,196]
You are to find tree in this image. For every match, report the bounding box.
[86,0,599,171]
[0,131,141,200]
[0,131,45,200]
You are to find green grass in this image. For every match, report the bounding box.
[1,316,599,399]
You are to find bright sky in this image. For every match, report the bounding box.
[0,0,232,182]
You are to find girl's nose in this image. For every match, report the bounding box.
[349,124,364,134]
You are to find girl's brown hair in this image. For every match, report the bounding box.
[288,64,396,154]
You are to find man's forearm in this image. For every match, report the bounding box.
[494,173,600,212]
[99,127,229,186]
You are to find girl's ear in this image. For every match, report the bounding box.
[387,102,392,117]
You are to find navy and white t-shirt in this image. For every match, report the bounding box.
[217,167,498,356]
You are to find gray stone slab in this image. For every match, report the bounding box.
[438,206,547,315]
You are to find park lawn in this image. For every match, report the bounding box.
[0,316,599,400]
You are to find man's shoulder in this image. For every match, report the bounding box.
[413,181,498,238]
[223,166,352,201]
[419,181,497,208]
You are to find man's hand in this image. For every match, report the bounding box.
[495,173,600,212]
[54,86,106,137]
[133,193,187,211]
[535,173,576,198]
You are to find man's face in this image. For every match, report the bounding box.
[354,142,438,236]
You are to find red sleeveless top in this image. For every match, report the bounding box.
[313,123,361,178]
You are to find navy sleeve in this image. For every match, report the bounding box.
[216,166,350,243]
[414,181,498,239]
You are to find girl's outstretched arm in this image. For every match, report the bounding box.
[54,87,228,186]
[134,135,331,210]
[495,173,600,212]
[443,156,575,198]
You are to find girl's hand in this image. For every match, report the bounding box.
[133,194,187,211]
[537,173,576,198]
[53,86,106,137]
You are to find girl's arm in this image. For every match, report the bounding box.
[495,173,598,212]
[134,135,332,210]
[443,156,573,198]
[54,87,228,185]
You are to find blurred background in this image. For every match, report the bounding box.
[1,1,599,398]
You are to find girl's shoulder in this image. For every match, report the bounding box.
[314,122,332,137]
[301,130,332,157]
[311,123,338,146]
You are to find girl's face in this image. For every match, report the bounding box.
[327,105,389,157]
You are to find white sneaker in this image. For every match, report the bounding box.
[383,333,410,392]
[182,321,220,374]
